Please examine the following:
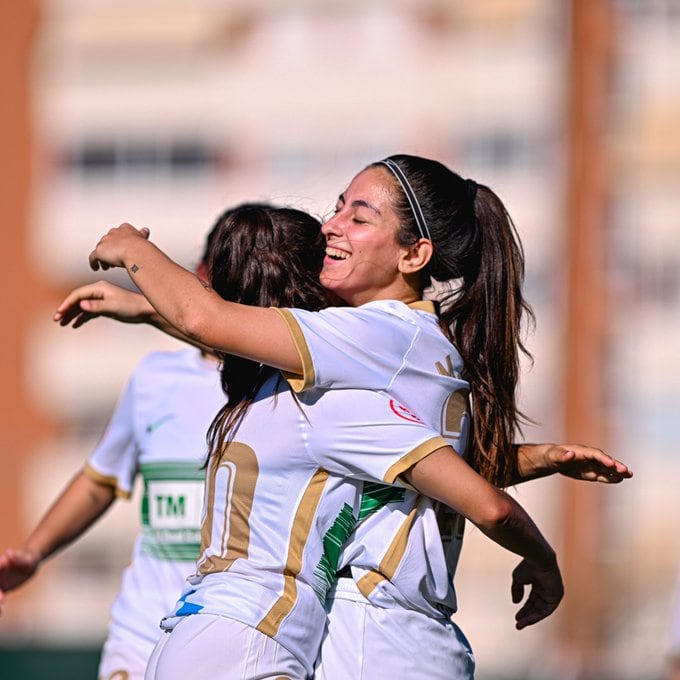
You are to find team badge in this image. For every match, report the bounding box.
[389,399,423,423]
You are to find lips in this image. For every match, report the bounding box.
[325,246,350,260]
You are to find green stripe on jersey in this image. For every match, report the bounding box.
[140,540,201,562]
[359,482,405,520]
[139,461,205,481]
[313,503,357,602]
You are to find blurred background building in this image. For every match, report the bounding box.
[1,1,678,678]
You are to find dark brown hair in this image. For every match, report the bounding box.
[205,203,329,462]
[370,154,535,488]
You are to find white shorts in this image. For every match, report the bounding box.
[144,614,309,680]
[98,628,157,680]
[315,578,475,680]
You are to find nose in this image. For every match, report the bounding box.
[321,213,341,238]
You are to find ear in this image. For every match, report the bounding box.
[196,261,210,285]
[398,238,433,275]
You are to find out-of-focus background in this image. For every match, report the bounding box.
[0,1,678,679]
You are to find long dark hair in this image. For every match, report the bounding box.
[205,203,329,462]
[370,154,535,488]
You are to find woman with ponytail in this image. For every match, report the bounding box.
[55,155,629,679]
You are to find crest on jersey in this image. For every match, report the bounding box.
[389,399,423,423]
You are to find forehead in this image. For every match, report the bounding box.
[341,166,397,207]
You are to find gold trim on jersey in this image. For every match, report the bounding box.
[198,443,258,574]
[272,308,314,393]
[382,436,449,486]
[407,300,436,314]
[257,469,329,638]
[82,463,131,500]
[355,504,418,599]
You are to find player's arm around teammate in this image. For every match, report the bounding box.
[404,446,563,630]
[54,278,634,491]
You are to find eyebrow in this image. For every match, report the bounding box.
[337,193,382,216]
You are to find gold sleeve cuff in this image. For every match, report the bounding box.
[383,436,449,488]
[83,462,131,500]
[272,308,316,392]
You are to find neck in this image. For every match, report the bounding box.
[342,283,422,308]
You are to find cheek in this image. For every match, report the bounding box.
[350,230,394,255]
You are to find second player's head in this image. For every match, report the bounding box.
[205,203,329,312]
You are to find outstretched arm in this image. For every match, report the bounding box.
[58,223,301,372]
[54,280,215,353]
[515,443,633,484]
[404,447,564,630]
[0,472,115,614]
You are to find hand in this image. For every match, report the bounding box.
[89,223,150,272]
[0,547,41,614]
[543,444,632,483]
[511,557,564,630]
[53,280,154,328]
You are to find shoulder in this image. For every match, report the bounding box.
[285,300,433,327]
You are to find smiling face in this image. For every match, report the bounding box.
[320,166,421,307]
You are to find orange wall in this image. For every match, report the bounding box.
[0,2,56,551]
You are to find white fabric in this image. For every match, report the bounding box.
[146,615,308,680]
[84,348,225,678]
[278,300,470,616]
[161,375,446,677]
[98,628,150,680]
[315,578,475,680]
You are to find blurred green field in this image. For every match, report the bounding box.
[0,646,665,680]
[0,646,101,679]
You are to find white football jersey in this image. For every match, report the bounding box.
[161,374,447,676]
[84,348,225,655]
[277,300,471,617]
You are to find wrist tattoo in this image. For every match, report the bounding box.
[130,264,139,274]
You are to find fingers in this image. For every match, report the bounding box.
[554,444,633,483]
[88,249,110,272]
[54,284,103,324]
[512,560,564,630]
[515,590,561,630]
[511,578,525,604]
[54,282,122,328]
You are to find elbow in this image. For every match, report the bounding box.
[176,306,210,344]
[477,492,515,530]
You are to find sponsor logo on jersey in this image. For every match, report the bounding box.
[389,399,423,423]
[146,413,176,433]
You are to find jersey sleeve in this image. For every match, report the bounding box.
[84,372,139,499]
[274,305,419,392]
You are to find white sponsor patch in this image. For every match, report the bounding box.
[148,480,204,529]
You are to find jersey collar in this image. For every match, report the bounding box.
[407,300,437,315]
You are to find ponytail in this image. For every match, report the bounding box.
[373,155,534,487]
[438,185,534,487]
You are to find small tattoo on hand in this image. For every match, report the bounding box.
[130,264,139,273]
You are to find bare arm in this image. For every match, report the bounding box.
[58,224,301,372]
[54,280,216,353]
[514,443,633,484]
[404,447,563,630]
[0,472,115,612]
